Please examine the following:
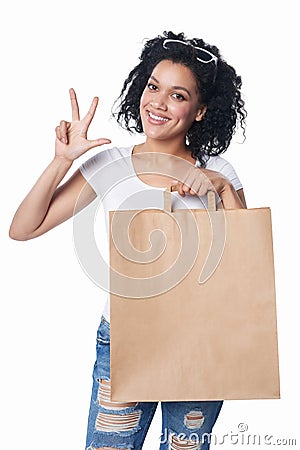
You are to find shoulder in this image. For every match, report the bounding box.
[79,145,133,174]
[204,155,243,191]
[78,145,133,195]
[205,155,233,171]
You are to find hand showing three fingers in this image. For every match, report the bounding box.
[55,88,111,162]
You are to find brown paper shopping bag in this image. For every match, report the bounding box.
[109,187,280,401]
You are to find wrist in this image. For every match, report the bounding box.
[219,183,244,209]
[53,154,74,169]
[220,181,233,195]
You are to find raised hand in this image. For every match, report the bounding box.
[55,88,111,162]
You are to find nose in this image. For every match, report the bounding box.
[150,92,167,110]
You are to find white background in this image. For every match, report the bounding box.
[1,0,299,448]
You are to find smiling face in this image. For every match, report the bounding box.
[140,59,206,145]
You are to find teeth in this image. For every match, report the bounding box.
[148,111,168,122]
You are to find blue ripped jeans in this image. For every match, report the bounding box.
[86,315,223,450]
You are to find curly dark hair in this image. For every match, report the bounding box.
[114,31,247,167]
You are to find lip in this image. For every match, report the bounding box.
[146,110,170,125]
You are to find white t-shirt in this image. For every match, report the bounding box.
[79,144,243,322]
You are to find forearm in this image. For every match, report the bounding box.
[9,156,73,239]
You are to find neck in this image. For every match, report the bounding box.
[143,137,188,156]
[134,138,197,165]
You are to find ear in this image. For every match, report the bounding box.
[195,105,207,122]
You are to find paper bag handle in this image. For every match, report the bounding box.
[163,185,217,212]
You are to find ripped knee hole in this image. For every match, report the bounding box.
[96,379,141,433]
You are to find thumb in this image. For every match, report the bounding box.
[87,138,111,150]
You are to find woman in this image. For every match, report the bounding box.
[10,31,247,450]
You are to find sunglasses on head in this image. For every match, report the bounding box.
[162,39,218,83]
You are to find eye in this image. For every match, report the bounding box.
[171,92,186,101]
[147,83,158,91]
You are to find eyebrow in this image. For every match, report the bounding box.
[150,75,191,97]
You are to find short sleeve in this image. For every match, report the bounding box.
[79,152,104,195]
[205,156,243,191]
